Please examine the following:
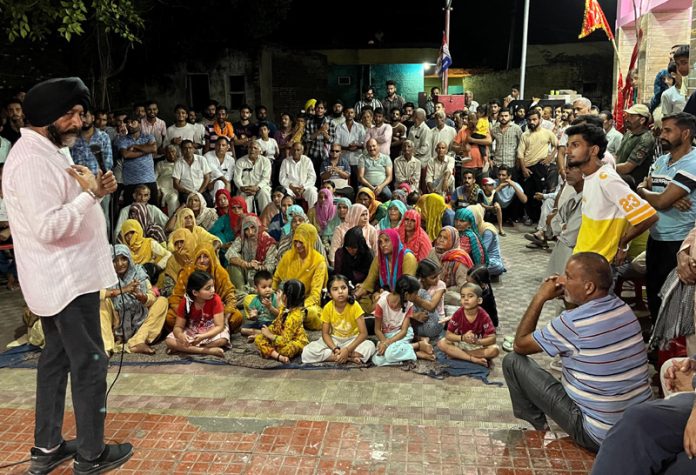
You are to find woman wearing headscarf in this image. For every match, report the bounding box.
[226,215,278,292]
[453,207,488,267]
[186,191,218,230]
[416,193,455,241]
[157,228,196,297]
[355,229,418,312]
[121,202,167,243]
[398,209,432,261]
[308,188,336,240]
[322,197,351,248]
[210,192,249,263]
[426,226,474,305]
[100,245,168,355]
[173,207,222,250]
[391,188,409,206]
[272,223,327,330]
[209,189,236,249]
[119,219,171,270]
[329,203,378,264]
[356,187,387,225]
[277,204,327,261]
[377,200,407,230]
[469,204,506,277]
[167,244,243,332]
[333,226,374,286]
[267,194,295,241]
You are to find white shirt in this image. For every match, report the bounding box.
[256,137,280,159]
[335,121,366,166]
[234,155,272,190]
[429,125,457,158]
[2,128,117,315]
[408,122,432,164]
[426,155,455,184]
[155,160,176,195]
[172,155,211,192]
[204,151,235,183]
[164,123,201,148]
[279,155,317,189]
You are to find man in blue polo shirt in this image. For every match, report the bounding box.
[504,252,651,451]
[636,112,696,322]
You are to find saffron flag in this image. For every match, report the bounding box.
[578,0,614,41]
[436,31,452,79]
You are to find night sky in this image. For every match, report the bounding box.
[271,0,618,69]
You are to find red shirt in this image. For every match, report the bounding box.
[448,307,494,338]
[176,294,224,328]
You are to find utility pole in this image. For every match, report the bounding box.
[442,0,453,93]
[519,0,530,99]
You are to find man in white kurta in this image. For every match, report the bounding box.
[279,142,318,208]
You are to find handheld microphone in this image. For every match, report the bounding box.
[89,144,107,174]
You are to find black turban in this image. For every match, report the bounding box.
[23,77,91,127]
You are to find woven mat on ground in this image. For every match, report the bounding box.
[1,336,499,382]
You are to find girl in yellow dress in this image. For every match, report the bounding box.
[254,279,309,363]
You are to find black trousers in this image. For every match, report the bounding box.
[646,237,683,323]
[520,162,549,222]
[35,292,107,459]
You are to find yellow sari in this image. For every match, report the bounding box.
[166,244,242,331]
[416,193,448,241]
[120,219,154,265]
[272,223,327,330]
[174,207,221,249]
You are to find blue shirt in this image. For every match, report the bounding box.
[70,129,113,175]
[116,133,156,185]
[495,181,523,208]
[533,295,651,444]
[648,148,696,241]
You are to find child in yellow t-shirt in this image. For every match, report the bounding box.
[301,275,376,364]
[471,107,490,162]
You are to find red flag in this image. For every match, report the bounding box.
[614,72,625,132]
[579,0,614,41]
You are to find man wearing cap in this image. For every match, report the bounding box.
[615,104,655,183]
[2,77,133,474]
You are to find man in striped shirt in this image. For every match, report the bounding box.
[503,252,651,451]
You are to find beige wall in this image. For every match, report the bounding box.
[613,10,691,105]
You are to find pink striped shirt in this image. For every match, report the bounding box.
[2,128,117,316]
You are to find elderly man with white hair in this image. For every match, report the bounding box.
[572,97,592,117]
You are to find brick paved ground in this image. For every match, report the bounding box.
[0,226,599,474]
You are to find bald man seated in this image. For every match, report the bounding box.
[503,252,651,452]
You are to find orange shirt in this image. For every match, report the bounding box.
[453,128,483,168]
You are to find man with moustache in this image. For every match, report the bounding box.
[504,252,651,452]
[117,114,158,206]
[70,107,114,227]
[328,99,345,128]
[2,77,132,474]
[567,123,657,265]
[615,104,655,183]
[1,98,25,144]
[635,112,696,321]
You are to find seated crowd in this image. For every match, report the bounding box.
[5,61,696,471]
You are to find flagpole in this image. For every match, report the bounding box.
[519,0,530,99]
[443,0,452,93]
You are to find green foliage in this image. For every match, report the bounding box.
[0,0,144,43]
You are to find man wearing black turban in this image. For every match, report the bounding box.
[2,77,133,474]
